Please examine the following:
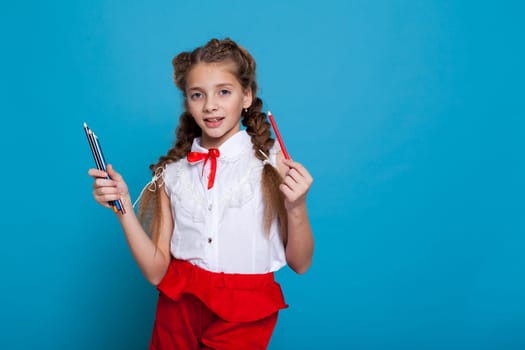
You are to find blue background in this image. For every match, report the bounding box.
[1,1,524,349]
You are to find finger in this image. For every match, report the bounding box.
[282,159,310,177]
[92,188,120,205]
[283,171,313,196]
[106,164,123,181]
[285,162,313,187]
[283,182,308,201]
[279,183,295,200]
[94,189,122,203]
[282,174,300,189]
[282,158,300,168]
[93,184,120,196]
[93,177,117,188]
[280,183,306,203]
[98,193,123,202]
[284,168,312,189]
[88,168,108,178]
[285,168,303,184]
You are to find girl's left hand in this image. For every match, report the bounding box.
[279,159,313,211]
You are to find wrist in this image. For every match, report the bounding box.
[119,193,133,210]
[285,201,308,218]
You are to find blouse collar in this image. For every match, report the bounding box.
[190,130,252,161]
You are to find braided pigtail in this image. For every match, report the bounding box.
[136,47,205,245]
[138,112,200,245]
[243,98,288,245]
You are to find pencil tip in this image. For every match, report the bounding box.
[83,122,87,127]
[267,110,272,115]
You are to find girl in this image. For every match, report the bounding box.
[89,38,314,349]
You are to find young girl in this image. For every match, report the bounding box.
[89,38,314,349]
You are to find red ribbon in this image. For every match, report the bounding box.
[187,148,220,189]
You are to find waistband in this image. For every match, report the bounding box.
[157,259,288,322]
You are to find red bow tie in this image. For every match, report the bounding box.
[187,148,220,189]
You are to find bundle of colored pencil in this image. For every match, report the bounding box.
[83,122,125,214]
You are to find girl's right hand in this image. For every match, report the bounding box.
[88,164,129,209]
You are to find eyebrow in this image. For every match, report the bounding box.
[187,83,235,91]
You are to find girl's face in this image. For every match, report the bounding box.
[185,62,252,149]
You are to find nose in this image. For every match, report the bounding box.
[203,97,218,113]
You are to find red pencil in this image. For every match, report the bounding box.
[267,111,290,160]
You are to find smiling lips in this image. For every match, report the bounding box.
[204,117,224,128]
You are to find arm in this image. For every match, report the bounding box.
[89,164,173,285]
[276,153,314,274]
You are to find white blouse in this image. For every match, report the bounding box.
[163,130,286,274]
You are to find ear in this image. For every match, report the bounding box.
[242,88,253,109]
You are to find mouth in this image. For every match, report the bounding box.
[204,117,224,122]
[204,117,225,128]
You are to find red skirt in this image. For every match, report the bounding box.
[156,259,288,323]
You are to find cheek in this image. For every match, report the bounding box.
[235,97,247,109]
[186,101,199,113]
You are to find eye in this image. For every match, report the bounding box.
[189,92,203,100]
[219,89,231,96]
